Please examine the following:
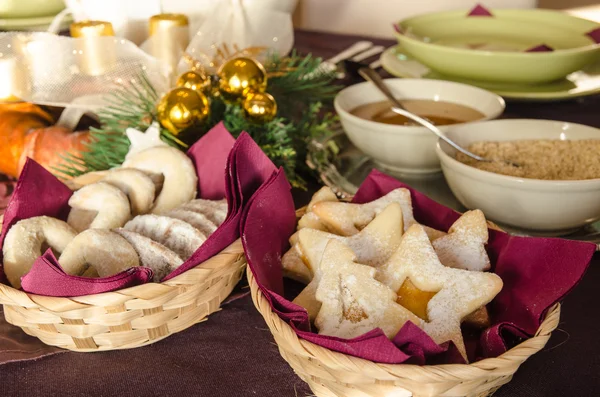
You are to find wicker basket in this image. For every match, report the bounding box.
[248,265,560,397]
[0,239,246,352]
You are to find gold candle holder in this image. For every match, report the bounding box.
[70,20,116,76]
[149,14,190,81]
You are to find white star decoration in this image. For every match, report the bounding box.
[125,122,168,160]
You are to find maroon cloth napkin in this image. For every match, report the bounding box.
[21,249,153,296]
[188,121,235,200]
[468,4,493,17]
[165,132,277,280]
[526,44,554,52]
[587,28,600,44]
[243,169,595,364]
[1,124,274,296]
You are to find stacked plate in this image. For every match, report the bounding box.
[381,9,600,101]
[0,0,70,31]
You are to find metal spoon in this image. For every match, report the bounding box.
[355,66,520,168]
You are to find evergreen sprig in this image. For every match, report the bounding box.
[56,53,340,189]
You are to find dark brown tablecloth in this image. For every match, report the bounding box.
[1,30,599,396]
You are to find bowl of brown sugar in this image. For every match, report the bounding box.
[436,119,600,233]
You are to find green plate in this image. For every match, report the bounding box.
[0,14,72,31]
[396,9,600,84]
[380,45,600,101]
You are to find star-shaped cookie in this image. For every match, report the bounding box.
[431,209,491,271]
[314,239,421,339]
[297,186,339,231]
[292,203,404,320]
[312,188,415,235]
[377,223,503,361]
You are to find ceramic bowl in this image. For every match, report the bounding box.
[334,78,505,174]
[436,119,600,234]
[0,0,65,19]
[396,9,600,84]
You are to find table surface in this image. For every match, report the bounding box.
[1,30,599,397]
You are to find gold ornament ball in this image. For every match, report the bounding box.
[156,87,209,135]
[243,92,277,123]
[176,70,211,95]
[217,57,267,102]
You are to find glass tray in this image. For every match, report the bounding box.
[307,130,600,248]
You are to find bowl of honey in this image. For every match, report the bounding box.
[334,78,505,174]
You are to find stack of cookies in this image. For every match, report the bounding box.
[3,146,227,288]
[282,187,503,361]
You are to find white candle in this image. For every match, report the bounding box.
[149,13,190,81]
[70,20,116,76]
[0,54,29,102]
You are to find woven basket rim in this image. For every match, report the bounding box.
[0,239,244,304]
[247,265,560,372]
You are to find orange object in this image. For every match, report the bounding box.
[17,126,89,177]
[396,278,437,322]
[0,103,89,178]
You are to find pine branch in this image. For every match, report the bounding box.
[54,53,341,189]
[54,74,185,179]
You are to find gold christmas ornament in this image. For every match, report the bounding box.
[176,71,211,95]
[156,87,209,135]
[217,57,267,103]
[242,92,277,123]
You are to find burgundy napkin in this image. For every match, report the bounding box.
[525,44,554,52]
[1,124,275,296]
[188,121,235,200]
[468,4,493,17]
[242,168,595,364]
[587,28,600,44]
[164,132,277,280]
[21,249,153,296]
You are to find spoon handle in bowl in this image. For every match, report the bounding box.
[357,67,487,162]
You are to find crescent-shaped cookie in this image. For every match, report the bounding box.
[67,182,131,232]
[102,168,157,216]
[124,214,206,260]
[177,199,228,225]
[114,228,184,281]
[165,209,218,237]
[122,146,197,214]
[58,229,140,277]
[3,216,77,288]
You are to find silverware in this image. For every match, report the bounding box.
[352,64,521,168]
[318,41,374,74]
